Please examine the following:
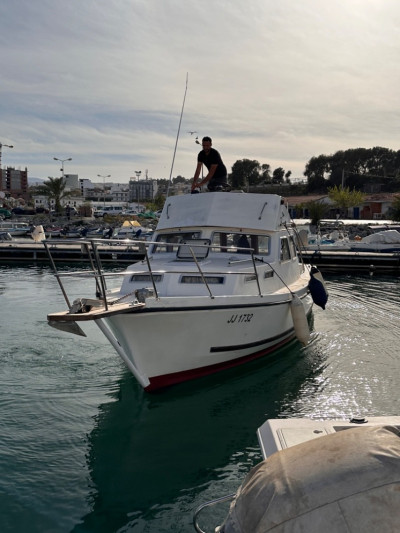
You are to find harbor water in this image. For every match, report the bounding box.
[1,265,400,532]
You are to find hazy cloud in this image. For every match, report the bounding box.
[1,0,399,182]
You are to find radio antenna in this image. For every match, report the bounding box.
[166,73,188,198]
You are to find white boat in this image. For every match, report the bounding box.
[304,231,351,251]
[194,416,400,532]
[298,220,352,251]
[349,229,400,252]
[111,220,146,239]
[44,226,63,238]
[46,192,322,392]
[304,229,400,253]
[0,221,31,237]
[298,219,400,253]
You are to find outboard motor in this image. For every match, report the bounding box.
[0,232,12,241]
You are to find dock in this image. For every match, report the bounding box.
[0,240,145,264]
[301,249,400,274]
[1,240,400,274]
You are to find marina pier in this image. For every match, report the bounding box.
[2,240,400,274]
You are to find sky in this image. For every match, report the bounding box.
[1,0,399,184]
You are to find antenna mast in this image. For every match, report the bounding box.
[166,73,188,198]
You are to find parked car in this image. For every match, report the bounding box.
[94,206,124,218]
[12,207,36,215]
[121,209,140,216]
[11,207,26,215]
[0,208,12,219]
[35,207,50,214]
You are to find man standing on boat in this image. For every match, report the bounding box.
[191,136,229,192]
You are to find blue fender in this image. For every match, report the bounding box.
[308,267,328,310]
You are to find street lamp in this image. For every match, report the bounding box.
[97,174,111,209]
[53,157,72,178]
[0,143,13,168]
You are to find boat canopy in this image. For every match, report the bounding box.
[157,193,291,232]
[219,425,400,532]
[361,229,400,244]
[122,220,141,227]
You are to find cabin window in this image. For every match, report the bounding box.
[280,237,291,261]
[256,235,270,255]
[176,239,211,260]
[211,232,270,255]
[180,275,225,284]
[151,232,201,253]
[130,274,163,283]
[288,236,297,257]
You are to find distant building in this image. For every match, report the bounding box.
[284,192,399,220]
[0,167,29,201]
[129,179,158,202]
[64,174,79,190]
[80,178,95,198]
[110,183,130,203]
[32,194,86,211]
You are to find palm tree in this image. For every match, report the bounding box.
[327,185,365,218]
[388,195,400,222]
[36,177,69,213]
[306,200,327,228]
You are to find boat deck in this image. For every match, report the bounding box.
[257,416,400,459]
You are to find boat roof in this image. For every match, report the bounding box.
[157,192,290,232]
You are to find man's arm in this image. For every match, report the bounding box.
[191,162,203,190]
[197,164,217,187]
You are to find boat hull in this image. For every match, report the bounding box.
[101,295,312,391]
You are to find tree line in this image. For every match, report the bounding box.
[304,146,400,193]
[31,146,400,218]
[168,146,400,194]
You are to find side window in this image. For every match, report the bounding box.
[280,238,291,261]
[289,236,297,257]
[152,232,201,253]
[211,233,270,255]
[257,235,270,255]
[211,232,229,252]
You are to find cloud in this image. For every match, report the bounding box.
[1,0,399,182]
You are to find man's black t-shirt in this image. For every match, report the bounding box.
[198,148,227,182]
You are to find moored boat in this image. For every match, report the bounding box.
[46,192,319,391]
[349,229,400,252]
[0,221,31,237]
[194,416,400,532]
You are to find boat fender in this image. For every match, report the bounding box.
[290,294,310,346]
[32,225,46,242]
[308,266,328,310]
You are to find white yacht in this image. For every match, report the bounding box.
[47,192,321,391]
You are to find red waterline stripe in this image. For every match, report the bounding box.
[144,332,296,392]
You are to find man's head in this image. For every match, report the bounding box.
[202,136,212,153]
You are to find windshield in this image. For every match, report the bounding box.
[211,232,271,255]
[151,232,201,253]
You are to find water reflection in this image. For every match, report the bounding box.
[73,339,321,532]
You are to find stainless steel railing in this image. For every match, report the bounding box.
[193,493,236,533]
[43,237,270,311]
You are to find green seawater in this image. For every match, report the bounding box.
[0,266,400,532]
